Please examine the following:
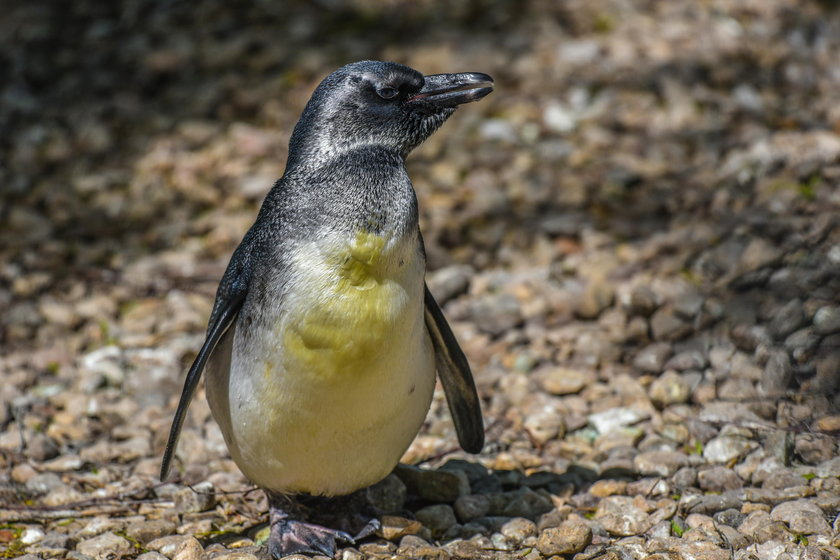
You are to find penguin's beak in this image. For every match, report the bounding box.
[409,72,494,107]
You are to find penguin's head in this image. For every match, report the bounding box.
[287,60,493,167]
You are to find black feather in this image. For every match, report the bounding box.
[424,284,484,453]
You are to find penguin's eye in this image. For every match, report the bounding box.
[376,86,399,100]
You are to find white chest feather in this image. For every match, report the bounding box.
[205,229,436,496]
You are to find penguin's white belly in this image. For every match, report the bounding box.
[206,231,435,496]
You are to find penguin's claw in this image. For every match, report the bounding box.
[352,517,380,541]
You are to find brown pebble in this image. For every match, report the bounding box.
[536,518,592,556]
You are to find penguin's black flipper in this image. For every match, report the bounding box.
[424,283,484,453]
[160,282,247,481]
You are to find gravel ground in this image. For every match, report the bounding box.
[2,1,840,559]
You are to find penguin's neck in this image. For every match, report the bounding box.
[285,144,419,242]
[286,126,411,173]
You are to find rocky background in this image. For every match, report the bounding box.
[2,0,840,559]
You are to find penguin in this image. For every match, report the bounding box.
[161,60,493,557]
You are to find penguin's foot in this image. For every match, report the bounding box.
[268,517,354,558]
[267,492,381,557]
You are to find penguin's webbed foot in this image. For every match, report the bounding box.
[268,517,354,558]
[267,491,381,557]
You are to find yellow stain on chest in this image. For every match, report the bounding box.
[280,229,416,380]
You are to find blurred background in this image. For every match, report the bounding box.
[2,0,840,555]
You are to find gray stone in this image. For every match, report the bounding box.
[784,327,820,363]
[703,434,758,463]
[395,535,446,559]
[795,433,836,465]
[443,537,491,559]
[713,508,745,528]
[664,350,707,371]
[648,371,691,407]
[145,535,192,557]
[770,299,807,339]
[697,466,743,492]
[671,466,698,489]
[788,511,832,535]
[634,450,689,477]
[494,469,525,489]
[172,537,204,560]
[737,511,773,539]
[367,473,407,514]
[632,342,673,373]
[360,540,397,556]
[625,316,650,343]
[761,349,793,394]
[575,276,614,319]
[646,520,672,539]
[24,433,60,462]
[534,366,589,395]
[427,265,473,304]
[626,478,669,497]
[685,512,715,531]
[174,481,216,513]
[816,456,840,478]
[499,517,537,543]
[454,494,491,522]
[674,296,705,321]
[207,551,260,560]
[814,305,840,334]
[398,465,470,503]
[628,286,659,317]
[731,324,773,352]
[650,307,692,341]
[746,539,799,559]
[594,425,643,452]
[439,459,490,485]
[523,404,566,445]
[770,499,824,524]
[742,486,815,506]
[35,531,74,551]
[762,469,806,490]
[728,350,764,381]
[415,504,458,536]
[699,402,763,425]
[716,524,749,550]
[673,289,704,319]
[76,516,125,539]
[594,496,649,536]
[20,527,45,544]
[536,519,592,556]
[717,377,758,402]
[124,519,177,544]
[76,532,133,560]
[136,553,168,560]
[469,473,502,494]
[500,488,554,519]
[588,407,650,434]
[470,293,523,336]
[682,492,743,515]
[25,472,66,495]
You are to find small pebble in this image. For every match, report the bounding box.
[76,532,133,560]
[536,518,592,556]
[174,481,216,513]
